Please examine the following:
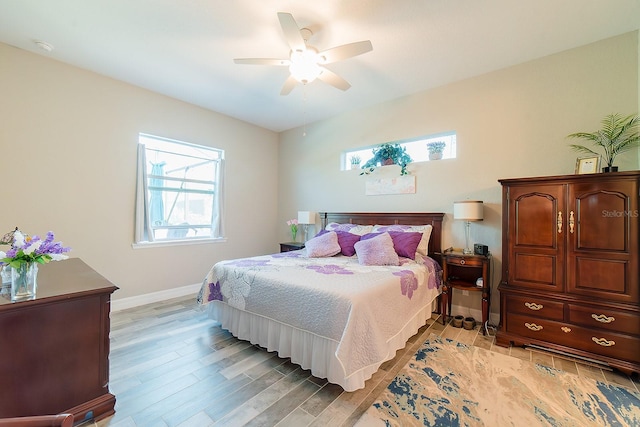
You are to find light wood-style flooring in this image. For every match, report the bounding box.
[93,295,639,427]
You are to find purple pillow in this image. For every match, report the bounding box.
[354,232,399,266]
[315,229,361,256]
[305,231,341,258]
[388,231,422,259]
[335,231,361,256]
[361,231,423,259]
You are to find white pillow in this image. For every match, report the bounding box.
[371,224,433,257]
[325,222,374,236]
[305,231,341,258]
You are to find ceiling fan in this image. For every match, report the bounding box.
[234,12,373,95]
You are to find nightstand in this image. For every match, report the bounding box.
[440,250,491,334]
[280,242,305,252]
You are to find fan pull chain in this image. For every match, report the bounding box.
[302,84,308,137]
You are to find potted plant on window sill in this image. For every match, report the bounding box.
[426,141,446,160]
[567,113,639,173]
[360,143,413,175]
[350,155,361,170]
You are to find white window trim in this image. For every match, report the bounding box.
[134,134,225,245]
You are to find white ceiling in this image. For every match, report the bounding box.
[1,0,639,132]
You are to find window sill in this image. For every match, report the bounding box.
[132,237,227,249]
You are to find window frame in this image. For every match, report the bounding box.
[343,132,457,171]
[133,133,225,248]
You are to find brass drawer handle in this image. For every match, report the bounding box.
[524,302,543,311]
[525,323,543,331]
[561,327,571,333]
[592,337,615,347]
[459,259,465,265]
[591,314,615,323]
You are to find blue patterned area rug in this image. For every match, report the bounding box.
[356,335,640,427]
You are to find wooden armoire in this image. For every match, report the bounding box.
[496,171,639,375]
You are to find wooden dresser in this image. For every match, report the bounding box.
[0,258,118,421]
[496,172,639,375]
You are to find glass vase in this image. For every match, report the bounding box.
[11,262,38,302]
[291,230,297,242]
[1,265,11,297]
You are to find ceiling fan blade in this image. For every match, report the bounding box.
[280,75,297,95]
[234,58,290,66]
[318,40,373,64]
[317,68,351,91]
[277,12,306,52]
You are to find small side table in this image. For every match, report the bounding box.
[280,242,305,252]
[440,251,491,334]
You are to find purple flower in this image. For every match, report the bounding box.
[393,270,418,299]
[208,281,223,302]
[272,252,303,258]
[307,265,354,275]
[227,259,270,268]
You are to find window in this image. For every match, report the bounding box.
[344,132,457,170]
[135,134,224,245]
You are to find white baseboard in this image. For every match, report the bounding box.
[111,283,201,312]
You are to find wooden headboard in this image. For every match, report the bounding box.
[319,212,444,259]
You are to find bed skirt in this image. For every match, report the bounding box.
[207,297,438,392]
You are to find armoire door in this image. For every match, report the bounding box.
[567,179,639,303]
[507,184,565,292]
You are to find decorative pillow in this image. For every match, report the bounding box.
[315,229,361,256]
[361,231,423,259]
[325,222,374,236]
[354,232,399,266]
[372,224,433,257]
[305,231,341,258]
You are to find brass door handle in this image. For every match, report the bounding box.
[557,211,562,234]
[569,211,575,234]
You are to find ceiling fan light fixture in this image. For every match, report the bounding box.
[289,48,322,84]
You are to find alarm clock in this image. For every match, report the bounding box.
[474,244,489,256]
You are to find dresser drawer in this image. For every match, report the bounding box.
[445,255,483,267]
[507,313,640,363]
[568,304,640,336]
[505,295,564,321]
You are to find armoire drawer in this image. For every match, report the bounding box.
[505,295,564,321]
[507,313,640,363]
[568,304,640,335]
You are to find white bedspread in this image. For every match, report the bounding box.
[197,251,441,385]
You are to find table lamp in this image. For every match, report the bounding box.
[297,211,316,242]
[453,201,483,254]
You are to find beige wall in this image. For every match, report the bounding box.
[0,43,279,301]
[278,31,640,323]
[2,31,638,313]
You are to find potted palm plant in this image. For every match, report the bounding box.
[360,143,413,175]
[567,113,639,172]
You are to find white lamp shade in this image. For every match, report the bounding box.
[453,201,483,221]
[297,211,315,224]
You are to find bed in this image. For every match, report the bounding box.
[197,212,444,391]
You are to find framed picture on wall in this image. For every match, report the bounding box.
[575,156,600,174]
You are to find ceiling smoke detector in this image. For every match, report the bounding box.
[34,40,54,52]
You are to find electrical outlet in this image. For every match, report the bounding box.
[462,290,469,296]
